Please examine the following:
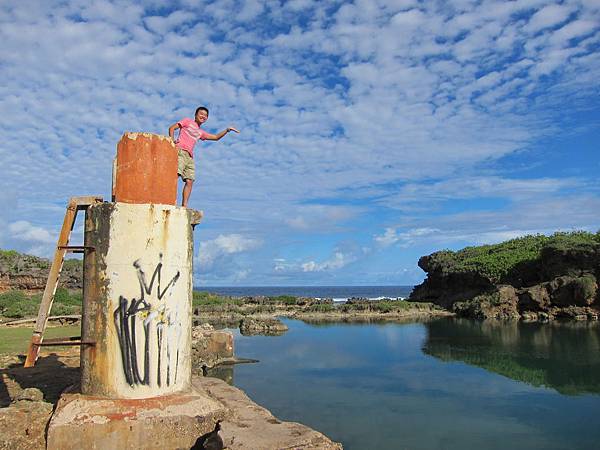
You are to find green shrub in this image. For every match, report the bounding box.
[4,298,39,318]
[53,288,82,306]
[0,290,28,313]
[307,303,335,313]
[62,259,83,271]
[51,303,81,315]
[192,291,239,307]
[267,295,298,305]
[435,231,600,283]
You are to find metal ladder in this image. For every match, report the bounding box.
[24,196,103,368]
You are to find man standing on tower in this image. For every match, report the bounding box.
[168,106,239,207]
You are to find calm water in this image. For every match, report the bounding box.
[197,285,413,301]
[211,318,600,450]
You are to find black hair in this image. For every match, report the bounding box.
[195,106,209,116]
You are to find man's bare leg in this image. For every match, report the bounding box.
[182,179,193,208]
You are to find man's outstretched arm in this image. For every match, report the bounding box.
[204,127,240,141]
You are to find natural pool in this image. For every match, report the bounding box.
[212,318,600,450]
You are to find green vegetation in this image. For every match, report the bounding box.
[268,295,298,305]
[192,291,241,307]
[340,300,436,314]
[0,249,20,258]
[432,231,600,283]
[192,292,307,308]
[306,303,335,313]
[190,291,434,316]
[0,324,81,354]
[0,288,82,319]
[0,248,82,274]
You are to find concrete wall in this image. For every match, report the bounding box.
[81,202,194,398]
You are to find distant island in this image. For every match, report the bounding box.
[409,231,600,321]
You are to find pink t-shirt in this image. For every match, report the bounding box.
[175,118,208,158]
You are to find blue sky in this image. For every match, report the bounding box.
[0,0,599,286]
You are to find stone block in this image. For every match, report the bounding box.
[192,326,234,369]
[46,388,228,450]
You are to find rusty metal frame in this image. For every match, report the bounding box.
[38,336,96,346]
[24,196,103,367]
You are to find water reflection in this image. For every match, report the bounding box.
[423,319,600,395]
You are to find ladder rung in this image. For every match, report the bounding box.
[43,336,81,343]
[38,340,95,346]
[41,336,95,346]
[57,245,95,253]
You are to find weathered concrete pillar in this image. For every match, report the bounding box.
[81,202,196,398]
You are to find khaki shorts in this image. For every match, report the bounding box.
[177,149,195,181]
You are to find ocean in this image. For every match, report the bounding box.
[195,285,414,301]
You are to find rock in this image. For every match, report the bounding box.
[194,377,343,449]
[551,306,597,320]
[521,311,538,322]
[239,318,288,336]
[0,399,53,450]
[453,286,520,320]
[518,284,551,311]
[13,388,44,403]
[540,243,599,279]
[548,275,597,306]
[192,326,234,369]
[411,234,600,321]
[538,311,552,322]
[46,387,228,450]
[0,251,82,293]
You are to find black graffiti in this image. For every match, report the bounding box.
[113,256,181,387]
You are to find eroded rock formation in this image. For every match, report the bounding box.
[0,251,82,293]
[410,233,600,321]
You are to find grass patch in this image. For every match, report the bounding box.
[0,324,81,354]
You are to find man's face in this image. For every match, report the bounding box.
[195,110,208,124]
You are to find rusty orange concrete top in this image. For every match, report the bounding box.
[113,133,178,205]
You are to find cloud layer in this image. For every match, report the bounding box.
[0,0,599,285]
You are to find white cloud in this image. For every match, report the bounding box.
[284,205,359,231]
[526,4,574,34]
[301,251,356,272]
[9,221,55,244]
[374,227,441,248]
[198,234,261,268]
[0,0,598,284]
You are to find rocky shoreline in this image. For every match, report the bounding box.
[0,347,342,450]
[409,232,600,321]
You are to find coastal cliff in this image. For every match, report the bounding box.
[410,232,600,321]
[0,250,82,293]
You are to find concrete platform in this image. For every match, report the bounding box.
[45,375,342,449]
[46,387,228,450]
[193,377,343,450]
